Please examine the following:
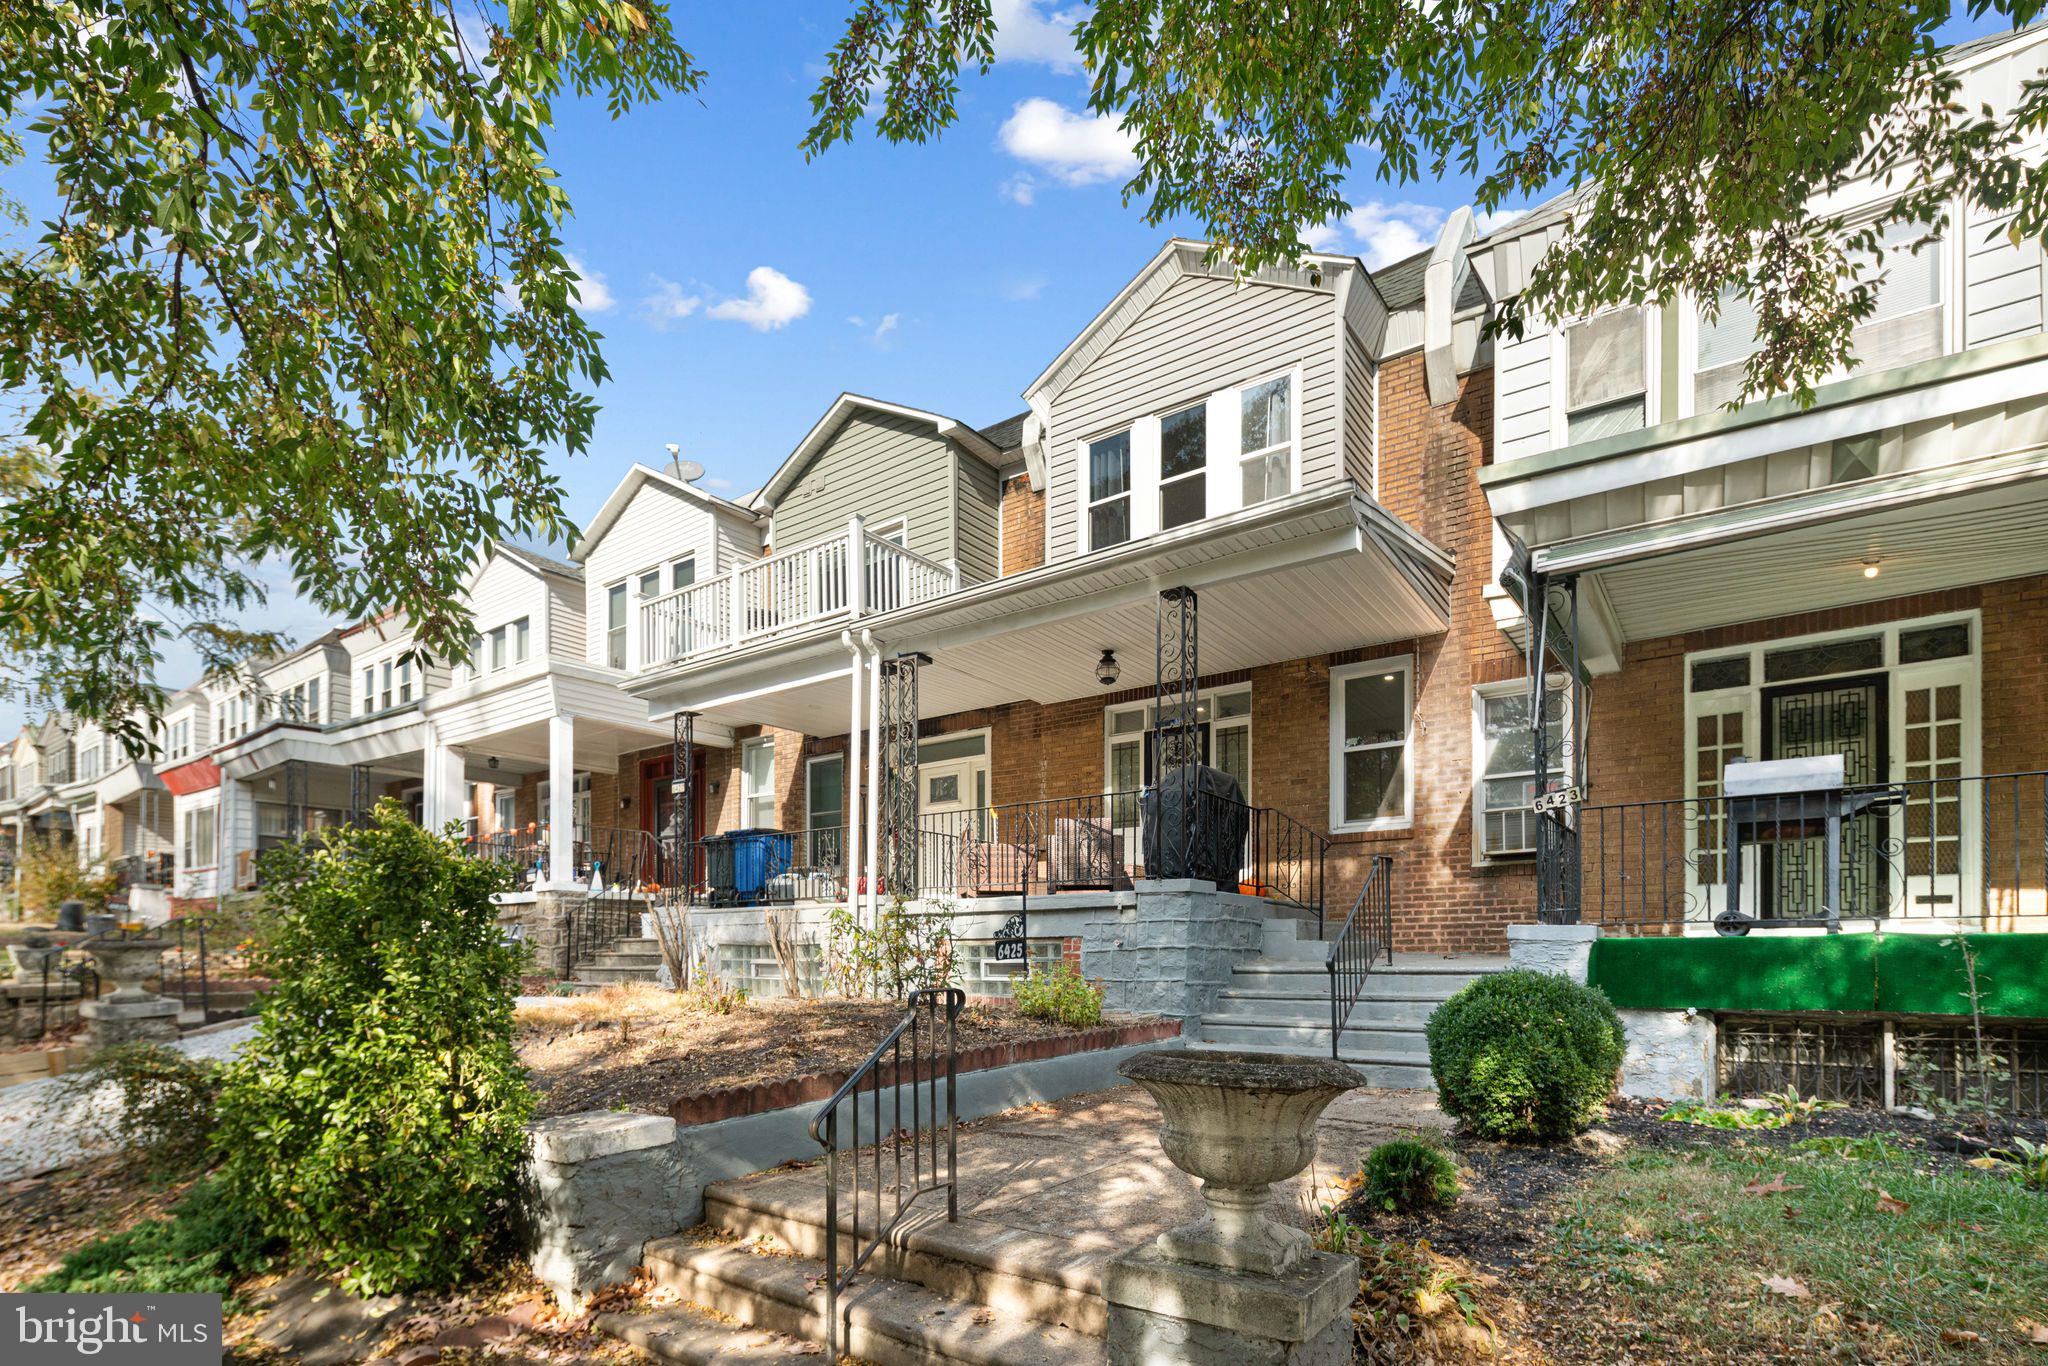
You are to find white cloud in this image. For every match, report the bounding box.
[991,0,1089,70]
[870,313,901,345]
[1475,206,1528,236]
[998,98,1136,187]
[702,475,737,492]
[1298,221,1345,253]
[706,266,812,332]
[1340,201,1446,269]
[1000,174,1038,206]
[1001,273,1048,302]
[495,253,614,315]
[564,254,614,314]
[640,276,703,329]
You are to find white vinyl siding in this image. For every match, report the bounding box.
[579,477,743,670]
[1047,272,1339,562]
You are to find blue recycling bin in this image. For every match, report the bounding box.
[706,828,795,905]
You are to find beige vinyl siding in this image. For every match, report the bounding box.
[1342,325,1377,493]
[1046,273,1340,562]
[1965,205,2044,348]
[770,410,957,565]
[952,454,1001,582]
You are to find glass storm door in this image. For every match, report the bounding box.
[1762,675,1886,920]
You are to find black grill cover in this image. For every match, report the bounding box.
[1142,764,1248,889]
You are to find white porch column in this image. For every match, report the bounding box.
[422,724,465,833]
[863,637,883,925]
[547,714,576,886]
[843,637,864,911]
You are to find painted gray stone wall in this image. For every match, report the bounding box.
[1618,1008,1715,1101]
[1505,922,1600,983]
[1081,881,1266,1032]
[524,1113,695,1311]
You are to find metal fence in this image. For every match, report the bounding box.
[1567,771,2048,934]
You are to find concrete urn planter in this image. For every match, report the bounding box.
[84,939,169,1002]
[1118,1048,1365,1276]
[7,940,65,979]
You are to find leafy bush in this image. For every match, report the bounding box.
[213,804,532,1294]
[1361,1138,1461,1214]
[31,1176,275,1295]
[1425,969,1624,1142]
[826,896,955,998]
[1012,963,1104,1026]
[17,834,117,919]
[49,1043,222,1176]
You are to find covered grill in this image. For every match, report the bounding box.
[1717,755,1903,935]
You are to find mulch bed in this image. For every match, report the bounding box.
[1337,1097,2048,1273]
[0,1152,197,1291]
[520,991,1156,1118]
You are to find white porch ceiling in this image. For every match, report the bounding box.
[1591,478,2048,641]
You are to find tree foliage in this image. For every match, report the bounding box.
[0,0,698,747]
[213,803,529,1294]
[810,1,2048,404]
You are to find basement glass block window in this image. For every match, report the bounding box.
[955,939,1064,998]
[1899,622,1971,664]
[1763,634,1882,683]
[711,943,823,1000]
[1690,656,1751,692]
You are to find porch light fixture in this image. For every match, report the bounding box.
[1096,649,1121,687]
[1862,558,1881,579]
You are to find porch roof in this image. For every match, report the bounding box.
[642,485,1454,733]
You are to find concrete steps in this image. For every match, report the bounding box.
[621,1228,1104,1366]
[566,927,663,991]
[1190,922,1504,1087]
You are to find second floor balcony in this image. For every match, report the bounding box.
[636,521,964,671]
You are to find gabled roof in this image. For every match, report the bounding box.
[468,541,582,594]
[752,394,1006,512]
[573,463,760,563]
[1022,238,1385,406]
[977,411,1030,453]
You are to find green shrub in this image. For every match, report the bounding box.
[1012,963,1104,1026]
[213,804,532,1295]
[49,1043,222,1177]
[1425,969,1624,1142]
[1360,1137,1461,1214]
[31,1175,275,1295]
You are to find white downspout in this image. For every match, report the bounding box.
[840,629,864,919]
[860,628,883,927]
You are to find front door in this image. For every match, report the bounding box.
[920,757,982,825]
[1762,674,1886,919]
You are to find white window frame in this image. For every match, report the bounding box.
[1083,429,1134,552]
[512,616,530,664]
[1236,367,1300,509]
[1329,656,1414,833]
[1102,687,1253,805]
[361,666,376,716]
[605,581,628,670]
[1552,304,1658,446]
[740,737,777,829]
[1470,676,1570,863]
[806,752,847,840]
[1156,399,1209,532]
[668,556,697,592]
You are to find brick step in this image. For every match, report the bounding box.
[701,1182,1107,1336]
[631,1231,1104,1366]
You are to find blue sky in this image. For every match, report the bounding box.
[0,1,2016,732]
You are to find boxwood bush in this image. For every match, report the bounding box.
[1424,969,1624,1142]
[1360,1137,1460,1214]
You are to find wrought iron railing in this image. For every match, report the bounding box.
[1325,855,1393,1060]
[1566,771,2048,934]
[666,825,848,909]
[110,851,174,889]
[917,788,1329,923]
[807,986,962,1360]
[464,827,549,887]
[566,827,662,974]
[5,939,98,1040]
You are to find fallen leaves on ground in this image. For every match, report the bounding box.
[1875,1189,1911,1214]
[1742,1173,1803,1195]
[1761,1275,1812,1299]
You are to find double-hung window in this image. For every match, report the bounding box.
[361,667,376,716]
[606,583,628,669]
[1474,682,1567,858]
[1331,659,1411,830]
[740,738,776,828]
[512,617,530,664]
[1158,402,1207,530]
[490,626,508,672]
[1564,307,1648,442]
[1087,431,1132,550]
[1240,375,1292,506]
[670,557,696,592]
[396,658,414,706]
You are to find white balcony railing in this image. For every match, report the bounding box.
[638,520,963,670]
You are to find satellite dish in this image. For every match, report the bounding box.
[670,457,706,484]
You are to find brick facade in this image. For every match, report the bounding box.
[999,474,1046,577]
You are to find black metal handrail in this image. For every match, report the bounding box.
[1568,770,2048,935]
[807,986,962,1359]
[1325,855,1393,1061]
[665,825,848,909]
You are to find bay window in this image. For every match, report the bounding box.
[1331,659,1411,830]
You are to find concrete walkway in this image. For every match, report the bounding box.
[0,1021,257,1181]
[716,1081,1450,1264]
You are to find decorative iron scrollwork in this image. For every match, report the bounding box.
[992,913,1027,961]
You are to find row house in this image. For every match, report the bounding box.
[1,710,177,917]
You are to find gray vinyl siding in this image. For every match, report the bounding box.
[770,410,957,565]
[1342,325,1377,493]
[1045,273,1340,563]
[952,455,1000,583]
